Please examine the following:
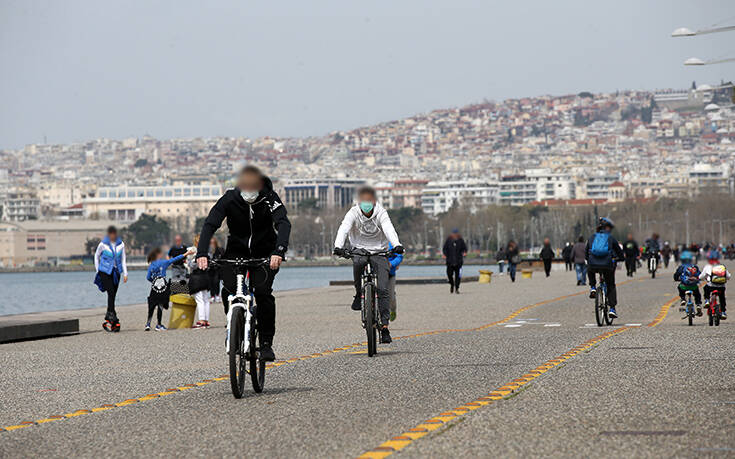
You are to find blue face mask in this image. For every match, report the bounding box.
[359,201,374,214]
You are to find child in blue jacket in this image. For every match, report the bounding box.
[388,244,404,321]
[674,250,702,316]
[145,246,194,330]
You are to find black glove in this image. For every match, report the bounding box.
[393,245,405,255]
[333,247,346,257]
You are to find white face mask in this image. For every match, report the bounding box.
[241,190,259,203]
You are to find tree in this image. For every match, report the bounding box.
[85,237,101,255]
[122,213,171,252]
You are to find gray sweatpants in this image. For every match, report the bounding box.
[353,255,391,325]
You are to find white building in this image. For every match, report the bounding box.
[421,181,498,216]
[498,169,576,206]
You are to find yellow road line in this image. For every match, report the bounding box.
[0,280,636,434]
[358,294,674,458]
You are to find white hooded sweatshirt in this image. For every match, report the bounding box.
[334,203,401,252]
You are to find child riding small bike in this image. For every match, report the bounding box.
[673,250,702,316]
[700,250,730,320]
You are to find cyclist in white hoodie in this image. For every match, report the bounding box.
[334,186,404,344]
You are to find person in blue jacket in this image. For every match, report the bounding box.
[145,246,195,331]
[586,217,625,319]
[388,243,404,321]
[94,226,128,332]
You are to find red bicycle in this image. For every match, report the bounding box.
[707,289,722,327]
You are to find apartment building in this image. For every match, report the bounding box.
[2,190,41,222]
[83,183,223,223]
[421,181,498,216]
[375,179,429,209]
[282,178,365,210]
[498,170,576,206]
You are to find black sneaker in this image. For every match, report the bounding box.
[380,328,392,344]
[351,295,362,311]
[260,343,276,361]
[589,289,596,299]
[450,284,454,293]
[455,288,460,294]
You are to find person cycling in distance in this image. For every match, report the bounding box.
[196,165,291,362]
[644,233,661,267]
[586,217,625,319]
[700,250,731,320]
[333,186,405,344]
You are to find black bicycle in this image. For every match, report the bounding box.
[212,258,270,398]
[338,248,395,357]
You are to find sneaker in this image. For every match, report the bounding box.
[103,320,112,332]
[450,284,454,293]
[155,324,167,331]
[696,306,703,317]
[680,300,687,308]
[351,295,362,311]
[589,289,596,299]
[390,311,396,322]
[204,321,211,328]
[260,343,276,361]
[193,321,205,329]
[380,328,392,344]
[455,288,460,294]
[721,311,727,320]
[145,323,151,331]
[608,308,618,319]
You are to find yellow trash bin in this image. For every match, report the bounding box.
[478,270,493,284]
[521,269,533,280]
[169,294,196,329]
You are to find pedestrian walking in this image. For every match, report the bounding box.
[539,238,554,277]
[94,225,128,332]
[168,234,188,282]
[571,236,587,286]
[562,242,573,271]
[506,240,520,282]
[443,229,467,293]
[496,246,506,274]
[188,235,212,329]
[208,238,224,302]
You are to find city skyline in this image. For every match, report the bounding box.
[1,0,734,149]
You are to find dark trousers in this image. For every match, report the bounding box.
[222,267,278,342]
[353,256,391,325]
[447,264,462,290]
[703,285,726,311]
[565,260,573,271]
[508,263,517,282]
[588,267,618,307]
[625,257,637,276]
[99,272,119,321]
[147,302,163,325]
[678,286,702,305]
[542,259,552,277]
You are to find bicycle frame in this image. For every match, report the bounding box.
[225,271,254,354]
[360,262,380,328]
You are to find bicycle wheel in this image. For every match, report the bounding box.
[364,283,377,357]
[714,300,721,327]
[603,293,613,326]
[229,307,246,399]
[249,324,265,393]
[594,288,605,327]
[688,309,693,326]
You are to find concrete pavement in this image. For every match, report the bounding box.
[1,268,733,458]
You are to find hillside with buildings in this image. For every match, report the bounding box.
[1,82,734,266]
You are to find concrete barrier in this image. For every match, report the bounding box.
[0,318,79,343]
[329,276,479,286]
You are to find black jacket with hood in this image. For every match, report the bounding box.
[196,176,291,259]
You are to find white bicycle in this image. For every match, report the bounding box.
[212,258,270,398]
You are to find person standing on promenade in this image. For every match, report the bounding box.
[506,240,520,282]
[196,165,291,362]
[208,238,224,303]
[188,235,212,329]
[562,242,573,271]
[168,234,187,282]
[496,246,506,274]
[443,229,467,293]
[623,233,639,277]
[571,236,587,285]
[539,238,554,277]
[94,225,128,332]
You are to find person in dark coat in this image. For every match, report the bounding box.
[623,233,639,277]
[506,240,520,282]
[443,229,467,293]
[562,242,573,271]
[572,236,587,285]
[539,238,554,277]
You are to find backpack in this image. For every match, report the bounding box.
[590,232,611,257]
[711,264,728,284]
[680,264,699,286]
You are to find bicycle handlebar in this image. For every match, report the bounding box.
[336,248,395,259]
[211,258,271,267]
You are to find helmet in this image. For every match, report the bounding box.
[680,250,693,262]
[598,217,614,229]
[708,250,720,260]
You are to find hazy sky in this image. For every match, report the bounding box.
[1,0,734,149]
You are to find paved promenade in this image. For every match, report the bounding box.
[1,269,734,457]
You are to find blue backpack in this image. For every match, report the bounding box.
[590,232,611,257]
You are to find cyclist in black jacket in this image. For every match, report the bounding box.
[196,166,291,361]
